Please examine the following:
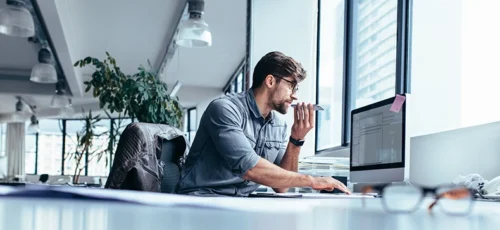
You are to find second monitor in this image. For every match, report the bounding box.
[349,94,410,184]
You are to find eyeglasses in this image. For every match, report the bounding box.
[273,76,298,93]
[362,184,475,215]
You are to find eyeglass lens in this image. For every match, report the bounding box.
[435,187,473,215]
[377,185,473,215]
[382,185,423,213]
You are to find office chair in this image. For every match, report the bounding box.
[39,174,49,183]
[159,137,185,193]
[105,122,188,193]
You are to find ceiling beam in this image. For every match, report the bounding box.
[32,0,84,97]
[21,0,73,96]
[0,77,55,95]
[154,0,188,77]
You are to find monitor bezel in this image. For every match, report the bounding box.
[349,95,406,172]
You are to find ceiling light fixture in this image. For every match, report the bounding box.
[30,48,57,83]
[176,0,212,48]
[50,80,71,108]
[27,114,39,133]
[0,0,35,37]
[9,97,27,121]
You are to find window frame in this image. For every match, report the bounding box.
[186,107,197,143]
[315,0,412,154]
[223,59,248,95]
[26,117,134,176]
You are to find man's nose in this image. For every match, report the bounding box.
[291,93,298,101]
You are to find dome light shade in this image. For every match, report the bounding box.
[50,94,70,108]
[176,0,211,48]
[0,0,35,37]
[176,16,212,48]
[31,63,57,83]
[51,80,71,108]
[31,48,57,83]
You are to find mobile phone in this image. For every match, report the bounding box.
[291,104,324,111]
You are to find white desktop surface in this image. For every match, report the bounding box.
[0,188,499,230]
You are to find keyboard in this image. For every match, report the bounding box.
[300,193,376,199]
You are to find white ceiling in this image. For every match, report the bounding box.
[0,0,247,121]
[163,0,247,88]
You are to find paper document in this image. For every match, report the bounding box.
[0,185,313,213]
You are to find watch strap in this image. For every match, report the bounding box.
[289,136,305,146]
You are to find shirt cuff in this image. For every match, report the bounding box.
[238,153,261,178]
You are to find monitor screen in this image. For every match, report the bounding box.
[350,97,405,171]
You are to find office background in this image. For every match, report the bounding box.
[1,0,500,186]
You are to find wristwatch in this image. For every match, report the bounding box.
[289,136,305,146]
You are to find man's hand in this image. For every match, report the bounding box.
[311,176,352,194]
[291,102,315,140]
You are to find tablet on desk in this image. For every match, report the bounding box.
[249,193,303,198]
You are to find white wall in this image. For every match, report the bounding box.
[410,0,500,136]
[409,0,463,137]
[251,0,318,157]
[196,94,224,130]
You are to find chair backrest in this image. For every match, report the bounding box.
[159,139,183,193]
[105,122,187,193]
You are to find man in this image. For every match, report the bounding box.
[175,51,351,196]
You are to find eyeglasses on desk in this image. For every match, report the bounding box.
[361,183,475,215]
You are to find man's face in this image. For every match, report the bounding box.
[268,75,299,114]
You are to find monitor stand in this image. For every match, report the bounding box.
[390,180,413,186]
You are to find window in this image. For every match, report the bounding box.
[65,120,82,176]
[224,61,247,94]
[316,0,411,152]
[410,0,500,136]
[348,0,398,118]
[25,133,37,174]
[316,0,346,150]
[37,120,63,175]
[87,119,111,176]
[20,117,133,176]
[0,123,5,157]
[187,108,197,144]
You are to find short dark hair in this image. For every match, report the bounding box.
[251,51,306,90]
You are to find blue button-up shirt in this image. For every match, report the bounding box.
[175,90,288,196]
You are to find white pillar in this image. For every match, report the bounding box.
[6,123,26,179]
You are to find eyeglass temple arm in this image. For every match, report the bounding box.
[427,188,471,213]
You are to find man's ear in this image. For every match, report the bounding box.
[264,74,275,88]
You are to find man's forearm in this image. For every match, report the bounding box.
[243,158,313,189]
[279,143,301,172]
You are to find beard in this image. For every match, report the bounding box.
[272,100,288,114]
[269,89,290,115]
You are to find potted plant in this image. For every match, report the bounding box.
[73,52,184,128]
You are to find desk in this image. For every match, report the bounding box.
[0,188,499,230]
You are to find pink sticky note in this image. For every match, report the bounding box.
[390,95,406,113]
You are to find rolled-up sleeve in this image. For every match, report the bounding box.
[203,99,261,177]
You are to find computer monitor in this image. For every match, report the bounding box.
[349,94,410,184]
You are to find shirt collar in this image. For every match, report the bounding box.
[246,90,274,124]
